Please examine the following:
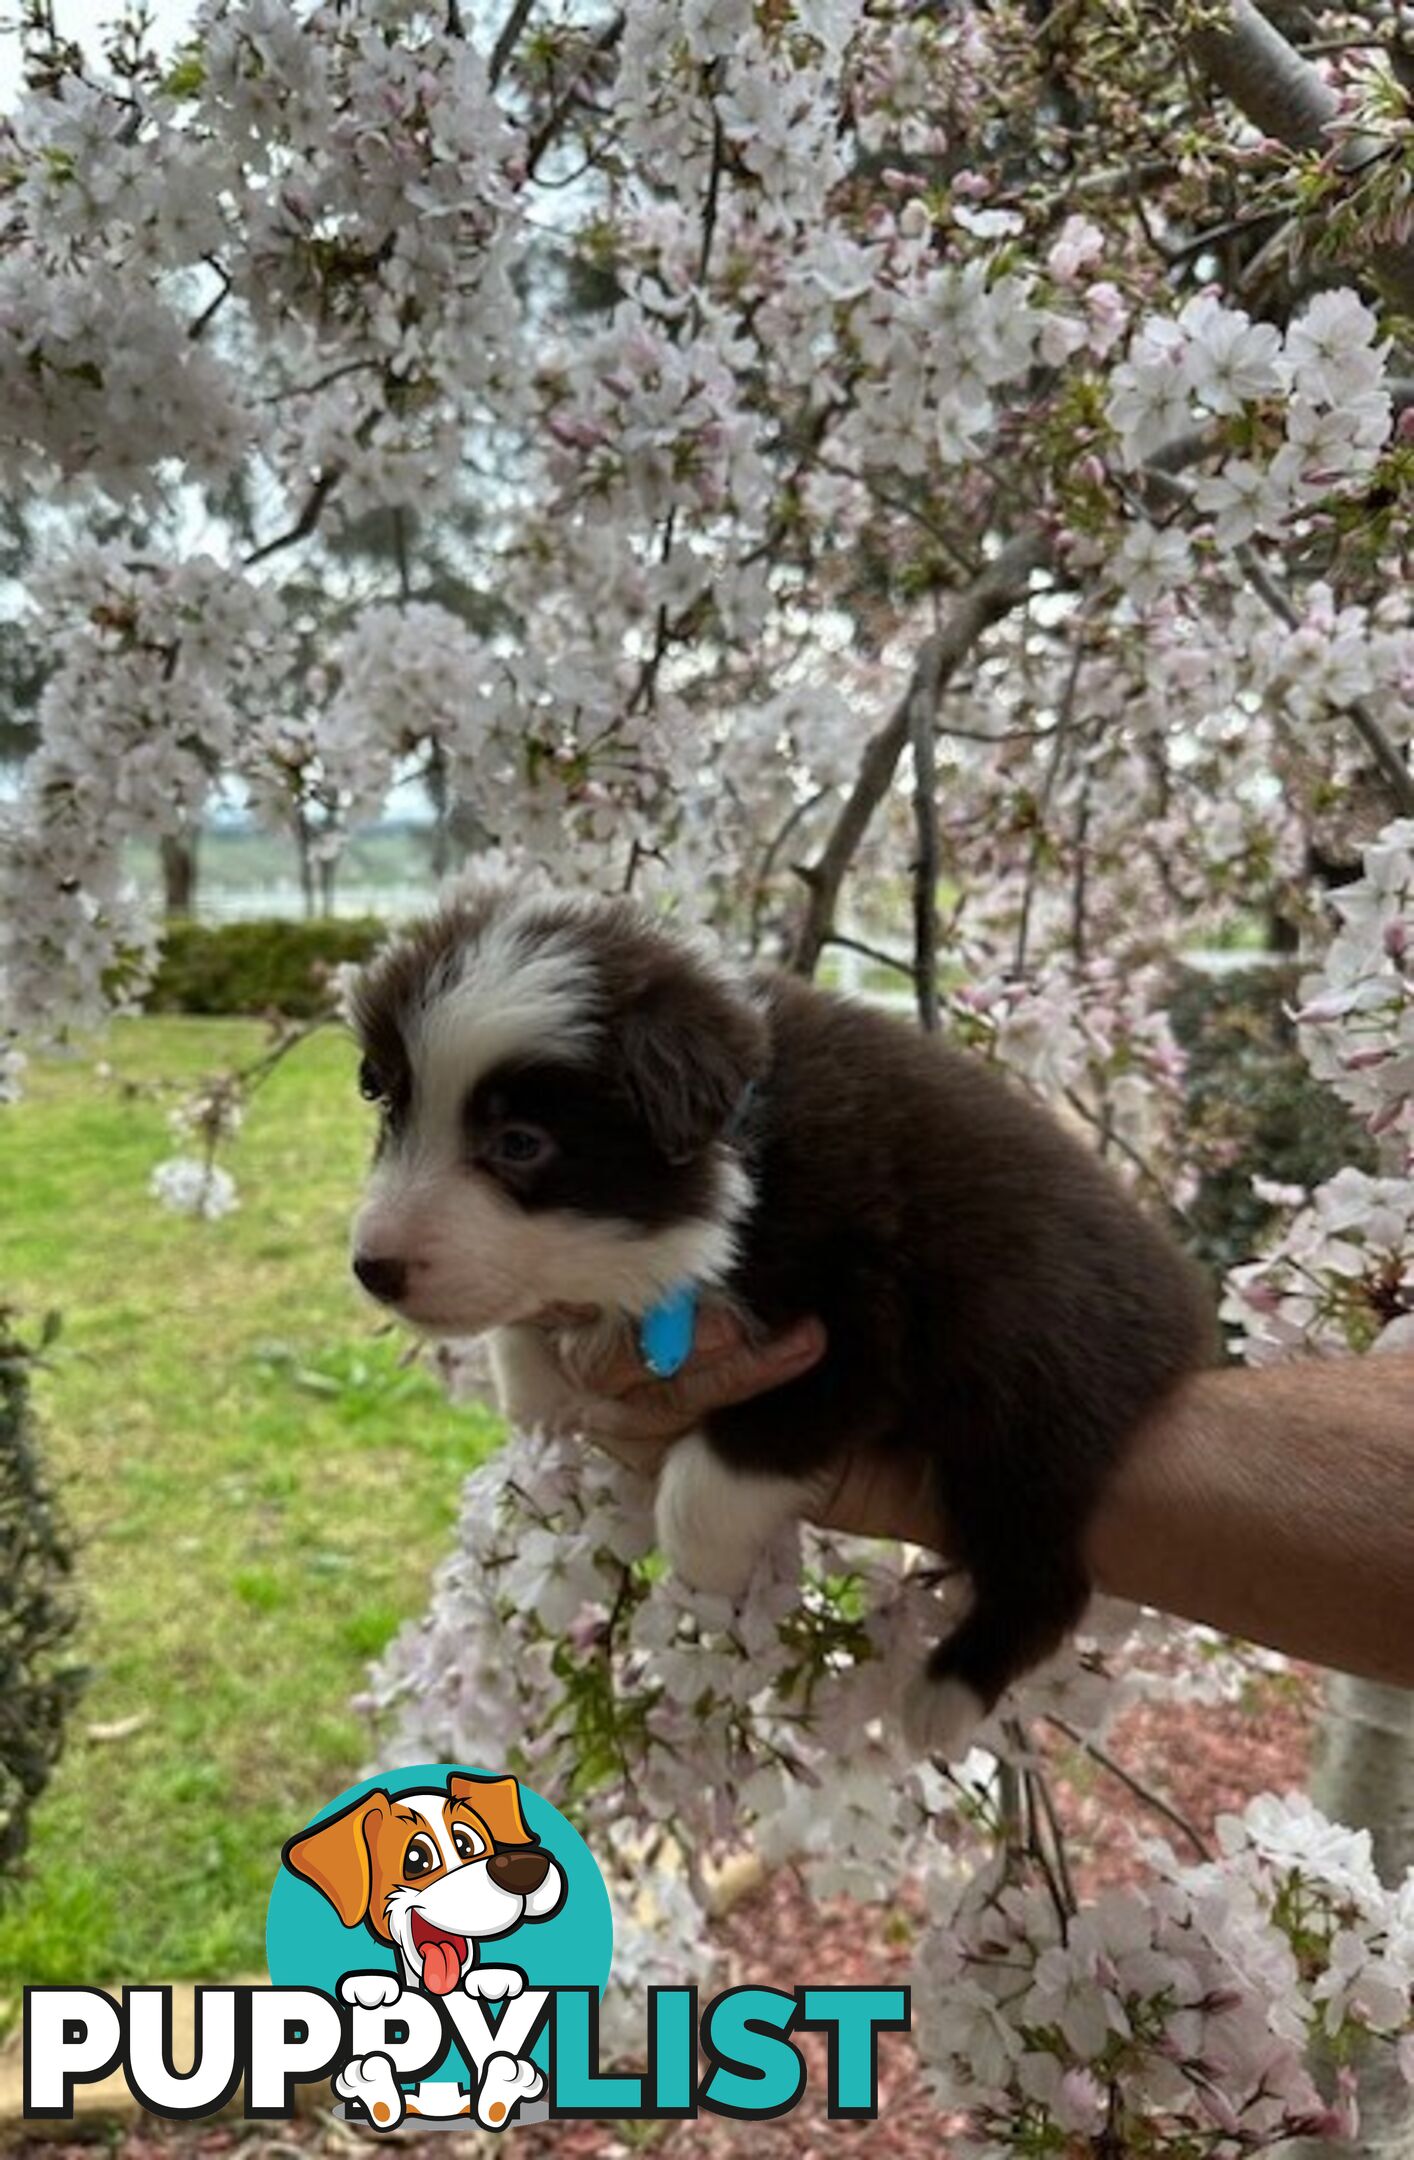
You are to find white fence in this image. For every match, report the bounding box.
[193,881,436,924]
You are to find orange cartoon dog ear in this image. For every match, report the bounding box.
[283,1790,391,1926]
[449,1773,533,1847]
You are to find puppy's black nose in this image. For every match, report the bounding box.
[487,1848,550,1895]
[353,1253,408,1304]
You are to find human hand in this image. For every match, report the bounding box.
[561,1309,946,1551]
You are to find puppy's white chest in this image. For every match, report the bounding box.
[488,1317,634,1435]
[487,1325,583,1435]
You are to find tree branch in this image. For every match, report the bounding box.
[790,531,1050,977]
[823,930,915,979]
[488,0,535,88]
[909,654,942,1031]
[525,12,624,177]
[186,258,231,342]
[749,787,828,955]
[1046,1715,1214,1863]
[1012,633,1085,982]
[1190,0,1336,155]
[1237,543,1414,815]
[243,466,344,567]
[1188,0,1414,314]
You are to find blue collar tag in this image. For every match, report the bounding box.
[639,1283,698,1379]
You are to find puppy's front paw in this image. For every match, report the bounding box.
[335,2052,405,2131]
[901,1671,986,1762]
[656,1434,759,1599]
[463,1965,525,2001]
[477,2052,544,2130]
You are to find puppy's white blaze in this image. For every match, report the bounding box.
[900,1673,986,1763]
[412,912,600,1135]
[656,1432,825,1600]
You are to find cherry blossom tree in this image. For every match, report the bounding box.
[3,0,1414,2146]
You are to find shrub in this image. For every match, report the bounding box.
[0,1313,82,1885]
[1170,962,1376,1283]
[146,917,387,1018]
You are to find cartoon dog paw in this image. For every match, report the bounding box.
[463,1965,525,2001]
[476,2052,543,2130]
[338,1971,403,2011]
[335,2051,405,2131]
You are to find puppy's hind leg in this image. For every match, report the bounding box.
[656,1431,833,1600]
[901,1545,1091,1760]
[903,1388,1099,1760]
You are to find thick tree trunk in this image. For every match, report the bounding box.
[427,737,452,881]
[294,815,317,920]
[1283,1677,1414,2159]
[1316,1677,1414,1882]
[160,833,198,918]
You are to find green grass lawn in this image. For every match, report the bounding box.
[0,1017,500,2015]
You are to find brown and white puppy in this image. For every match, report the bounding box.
[350,883,1214,1758]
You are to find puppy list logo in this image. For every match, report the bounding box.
[24,1760,908,2128]
[267,1762,607,2131]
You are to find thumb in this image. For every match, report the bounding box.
[580,1319,827,1445]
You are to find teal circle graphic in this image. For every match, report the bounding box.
[266,1761,613,2082]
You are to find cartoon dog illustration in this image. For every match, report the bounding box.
[284,1771,565,2131]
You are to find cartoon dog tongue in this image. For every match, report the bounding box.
[417,1926,466,1995]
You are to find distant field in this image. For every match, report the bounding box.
[0,1019,500,2009]
[126,821,441,892]
[124,822,444,923]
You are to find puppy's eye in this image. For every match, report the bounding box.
[452,1824,484,1861]
[358,1057,385,1104]
[404,1835,438,1879]
[490,1125,552,1169]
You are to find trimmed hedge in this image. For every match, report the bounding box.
[0,1313,83,1887]
[1170,961,1375,1282]
[146,917,388,1018]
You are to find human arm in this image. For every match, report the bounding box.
[564,1318,1414,1688]
[1085,1353,1414,1688]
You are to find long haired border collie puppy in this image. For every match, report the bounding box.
[350,882,1215,1758]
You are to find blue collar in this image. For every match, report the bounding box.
[639,1282,699,1379]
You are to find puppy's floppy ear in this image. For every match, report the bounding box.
[618,968,766,1163]
[450,1772,534,1846]
[283,1790,390,1927]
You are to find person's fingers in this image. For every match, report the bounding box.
[578,1318,827,1444]
[580,1428,674,1478]
[808,1449,947,1550]
[568,1302,746,1397]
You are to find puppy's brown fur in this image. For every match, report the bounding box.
[707,973,1214,1709]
